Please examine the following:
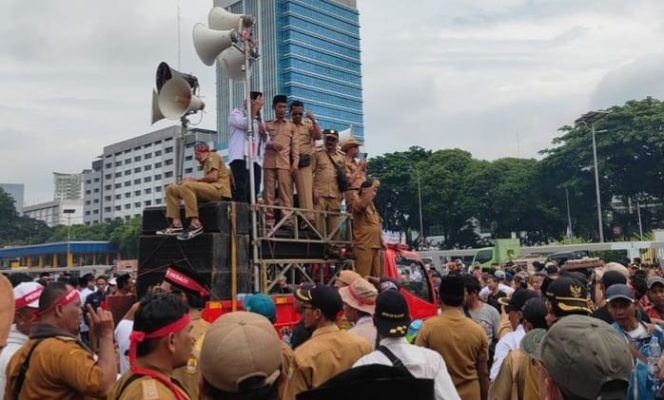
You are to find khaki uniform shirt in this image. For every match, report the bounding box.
[279,341,295,400]
[4,336,104,400]
[313,149,344,198]
[264,119,298,169]
[489,349,528,400]
[293,119,315,156]
[348,191,383,249]
[284,324,371,399]
[109,364,191,400]
[344,157,367,189]
[202,152,231,198]
[172,312,209,400]
[416,308,488,400]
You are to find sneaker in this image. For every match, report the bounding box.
[156,226,183,235]
[177,225,204,241]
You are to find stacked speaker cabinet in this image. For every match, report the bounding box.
[137,201,251,300]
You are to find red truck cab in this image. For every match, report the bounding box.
[382,243,439,321]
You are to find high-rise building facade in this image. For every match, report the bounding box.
[53,172,83,201]
[82,126,217,224]
[215,0,363,148]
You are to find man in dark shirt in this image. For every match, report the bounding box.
[486,275,507,312]
[593,270,650,324]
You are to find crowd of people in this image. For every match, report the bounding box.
[156,93,384,278]
[2,257,664,399]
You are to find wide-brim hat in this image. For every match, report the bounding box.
[338,278,377,315]
[0,275,14,349]
[341,137,360,152]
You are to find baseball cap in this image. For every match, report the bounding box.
[530,315,632,399]
[545,277,591,314]
[605,284,634,303]
[296,364,434,400]
[243,294,276,323]
[494,270,506,280]
[323,129,339,139]
[648,276,664,290]
[14,282,44,310]
[200,312,281,393]
[498,288,538,312]
[339,278,377,315]
[296,285,343,319]
[109,278,117,286]
[334,270,361,288]
[602,270,627,289]
[374,290,411,338]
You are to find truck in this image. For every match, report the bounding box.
[471,238,521,269]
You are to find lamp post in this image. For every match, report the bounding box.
[575,110,609,242]
[63,208,76,267]
[409,166,425,249]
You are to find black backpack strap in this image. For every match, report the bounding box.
[12,339,44,398]
[115,373,145,400]
[462,306,472,318]
[376,345,413,377]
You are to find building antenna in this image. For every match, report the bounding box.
[177,5,181,69]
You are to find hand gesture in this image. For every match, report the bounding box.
[87,304,114,339]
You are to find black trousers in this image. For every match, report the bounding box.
[230,159,261,202]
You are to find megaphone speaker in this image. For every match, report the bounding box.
[218,46,247,81]
[193,23,237,66]
[208,7,252,31]
[151,89,165,124]
[155,62,200,92]
[157,77,205,119]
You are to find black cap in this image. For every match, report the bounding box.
[499,288,538,312]
[545,277,591,315]
[374,290,411,337]
[296,364,434,400]
[601,270,627,289]
[273,94,288,105]
[296,285,342,319]
[605,284,635,303]
[323,129,339,139]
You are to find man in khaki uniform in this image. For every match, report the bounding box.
[341,137,367,190]
[290,100,322,227]
[264,95,299,228]
[109,293,194,400]
[313,129,345,239]
[159,142,232,240]
[154,265,211,400]
[285,285,372,399]
[348,179,384,278]
[4,282,117,400]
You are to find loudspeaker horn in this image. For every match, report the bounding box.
[208,7,253,31]
[151,89,165,124]
[155,62,199,92]
[157,77,205,119]
[217,46,248,81]
[193,23,237,66]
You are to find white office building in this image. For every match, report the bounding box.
[23,199,83,227]
[83,125,217,224]
[54,172,83,201]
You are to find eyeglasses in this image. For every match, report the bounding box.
[291,112,303,116]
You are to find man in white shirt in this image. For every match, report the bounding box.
[78,273,95,344]
[479,271,514,301]
[228,91,266,202]
[0,282,43,395]
[353,289,460,400]
[490,288,538,380]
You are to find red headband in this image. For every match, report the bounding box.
[348,285,375,306]
[165,267,210,297]
[15,287,44,310]
[129,314,191,400]
[38,288,78,316]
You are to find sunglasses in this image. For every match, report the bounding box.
[291,112,303,116]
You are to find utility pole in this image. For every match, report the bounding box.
[416,168,425,250]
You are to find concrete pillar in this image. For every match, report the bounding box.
[52,254,57,267]
[66,252,73,267]
[38,255,44,267]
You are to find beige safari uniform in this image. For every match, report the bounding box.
[172,311,209,400]
[279,341,295,400]
[344,157,367,190]
[312,149,345,238]
[292,119,316,224]
[4,335,105,400]
[347,191,383,278]
[263,118,299,224]
[109,364,192,400]
[165,152,232,219]
[284,324,371,399]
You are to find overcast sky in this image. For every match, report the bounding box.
[2,0,664,204]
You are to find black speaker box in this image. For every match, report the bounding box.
[142,201,250,234]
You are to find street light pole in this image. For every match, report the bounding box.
[565,187,573,238]
[63,208,76,267]
[591,122,604,242]
[416,168,425,249]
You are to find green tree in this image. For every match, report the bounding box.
[109,217,142,258]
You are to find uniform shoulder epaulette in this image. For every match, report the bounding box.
[140,378,161,400]
[53,335,78,342]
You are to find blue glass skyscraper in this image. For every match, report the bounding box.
[215,0,364,148]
